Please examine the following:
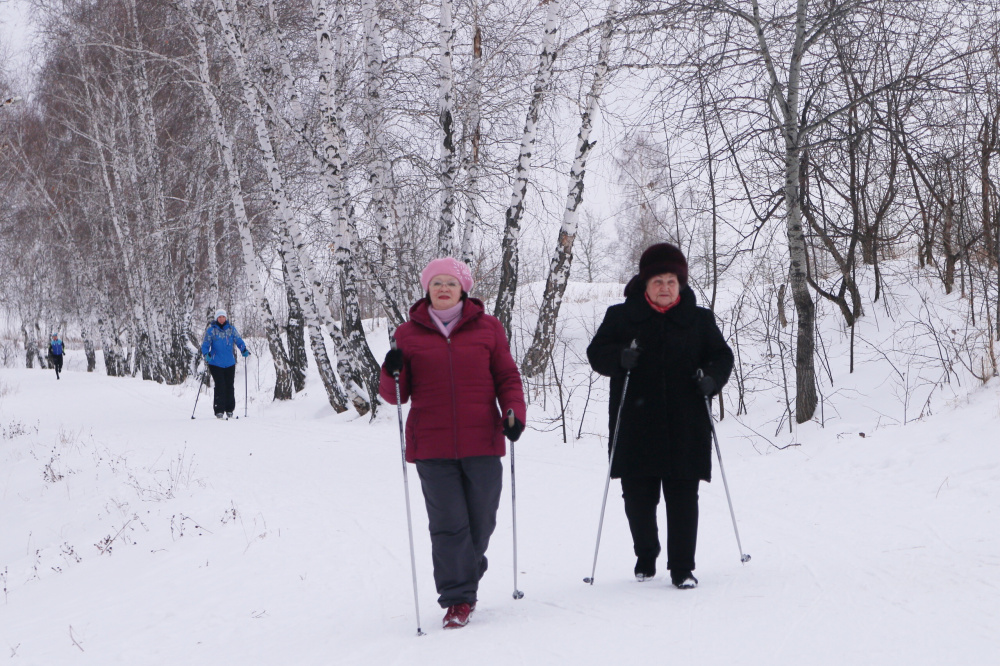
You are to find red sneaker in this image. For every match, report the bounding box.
[442,602,476,629]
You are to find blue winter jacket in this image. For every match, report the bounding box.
[49,339,64,356]
[200,321,247,368]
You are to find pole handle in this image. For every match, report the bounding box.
[390,338,401,379]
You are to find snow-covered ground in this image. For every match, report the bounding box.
[1,281,999,664]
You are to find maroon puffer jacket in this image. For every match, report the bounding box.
[379,298,527,462]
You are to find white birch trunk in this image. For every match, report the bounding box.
[521,0,617,377]
[494,0,562,339]
[104,65,165,382]
[460,22,483,266]
[205,192,221,310]
[313,0,383,409]
[437,0,459,257]
[75,51,150,379]
[362,0,407,328]
[749,0,817,422]
[113,11,174,382]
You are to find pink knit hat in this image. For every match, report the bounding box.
[420,257,474,293]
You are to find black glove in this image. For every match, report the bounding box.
[695,369,717,397]
[384,348,404,376]
[620,345,641,370]
[502,414,525,442]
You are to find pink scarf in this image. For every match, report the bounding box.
[428,301,464,338]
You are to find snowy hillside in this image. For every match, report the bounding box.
[1,279,999,665]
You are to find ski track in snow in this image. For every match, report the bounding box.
[0,360,998,665]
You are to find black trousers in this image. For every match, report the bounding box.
[208,364,237,414]
[415,456,503,608]
[621,476,700,573]
[50,354,63,374]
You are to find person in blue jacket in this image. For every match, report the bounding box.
[48,333,65,380]
[200,309,250,419]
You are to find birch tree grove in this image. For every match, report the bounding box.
[318,0,382,410]
[183,0,294,400]
[210,0,355,414]
[3,0,998,421]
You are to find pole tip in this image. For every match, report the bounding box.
[583,577,593,584]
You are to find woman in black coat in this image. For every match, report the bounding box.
[587,243,734,588]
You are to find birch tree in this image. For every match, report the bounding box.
[361,0,407,328]
[460,20,483,266]
[685,0,988,420]
[494,0,562,339]
[521,0,617,377]
[437,0,459,257]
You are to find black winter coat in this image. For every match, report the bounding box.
[587,287,734,481]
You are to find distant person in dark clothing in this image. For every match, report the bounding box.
[587,243,734,589]
[200,309,249,419]
[48,333,65,379]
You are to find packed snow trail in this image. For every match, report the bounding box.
[0,366,997,665]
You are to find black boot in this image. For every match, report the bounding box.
[671,570,698,589]
[634,556,656,582]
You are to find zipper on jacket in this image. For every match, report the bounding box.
[447,337,460,458]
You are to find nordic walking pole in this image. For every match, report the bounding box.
[244,356,249,418]
[702,384,751,564]
[507,409,524,600]
[584,340,637,585]
[190,370,206,419]
[391,341,425,637]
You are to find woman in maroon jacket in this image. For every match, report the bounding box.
[379,257,526,630]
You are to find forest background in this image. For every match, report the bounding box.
[1,0,999,428]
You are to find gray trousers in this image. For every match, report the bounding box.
[415,456,503,608]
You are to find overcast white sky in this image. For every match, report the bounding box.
[1,0,34,93]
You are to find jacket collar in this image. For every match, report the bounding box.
[624,285,697,325]
[409,297,485,336]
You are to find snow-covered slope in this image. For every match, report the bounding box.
[1,278,998,664]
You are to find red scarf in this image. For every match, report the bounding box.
[645,292,680,313]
